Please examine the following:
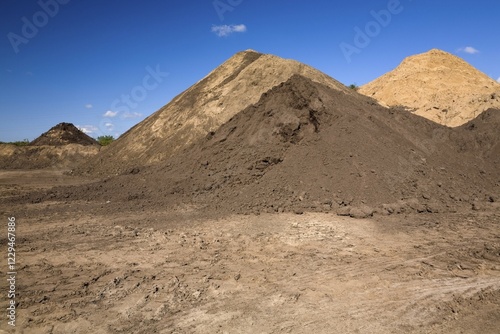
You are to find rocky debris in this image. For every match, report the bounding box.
[337,205,375,219]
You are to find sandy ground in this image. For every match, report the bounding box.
[0,170,499,333]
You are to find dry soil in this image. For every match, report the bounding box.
[0,170,499,333]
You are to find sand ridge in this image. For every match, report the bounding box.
[359,49,500,127]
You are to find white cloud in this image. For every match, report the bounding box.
[122,112,143,119]
[78,125,98,134]
[458,46,480,54]
[211,24,247,37]
[85,104,93,109]
[497,77,500,83]
[103,110,118,118]
[104,122,114,131]
[232,24,247,33]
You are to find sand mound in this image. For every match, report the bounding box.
[43,75,499,215]
[359,49,500,127]
[0,144,100,170]
[30,122,99,146]
[76,50,356,176]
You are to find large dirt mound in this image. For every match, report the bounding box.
[30,122,99,146]
[359,49,500,127]
[75,50,356,176]
[43,75,499,215]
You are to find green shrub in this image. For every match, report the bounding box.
[97,135,115,146]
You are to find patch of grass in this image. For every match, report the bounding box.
[0,139,30,146]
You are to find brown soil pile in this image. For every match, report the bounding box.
[38,75,499,215]
[30,122,99,146]
[0,122,100,170]
[359,49,500,127]
[75,50,357,176]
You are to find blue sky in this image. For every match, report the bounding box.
[1,0,499,142]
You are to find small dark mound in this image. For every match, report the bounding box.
[30,123,99,146]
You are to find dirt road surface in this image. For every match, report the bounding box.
[0,171,499,333]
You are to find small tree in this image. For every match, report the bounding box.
[348,84,359,91]
[97,135,115,146]
[14,139,30,146]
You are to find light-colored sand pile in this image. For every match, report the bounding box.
[359,49,500,127]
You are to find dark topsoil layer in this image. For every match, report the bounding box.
[30,122,99,147]
[13,75,500,216]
